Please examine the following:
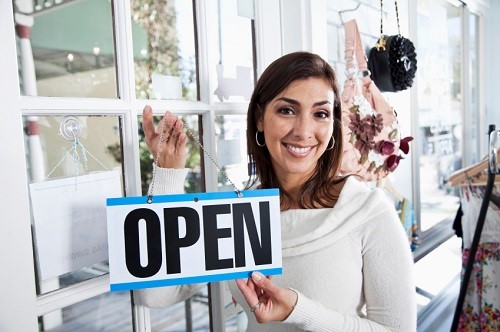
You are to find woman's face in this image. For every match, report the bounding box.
[257,78,335,186]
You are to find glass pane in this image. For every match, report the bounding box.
[469,13,480,163]
[25,115,124,294]
[39,291,132,331]
[414,236,462,312]
[131,1,197,101]
[149,286,211,331]
[14,0,117,98]
[214,114,250,192]
[416,0,461,231]
[138,114,202,195]
[210,0,256,103]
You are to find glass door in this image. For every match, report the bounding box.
[3,0,264,331]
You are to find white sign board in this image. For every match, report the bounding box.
[29,170,122,280]
[106,189,282,292]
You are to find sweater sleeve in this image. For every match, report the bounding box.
[283,201,416,331]
[133,165,206,308]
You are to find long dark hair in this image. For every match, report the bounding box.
[246,51,344,209]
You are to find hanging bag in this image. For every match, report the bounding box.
[368,0,417,92]
[340,19,412,181]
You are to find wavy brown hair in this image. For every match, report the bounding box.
[246,51,344,209]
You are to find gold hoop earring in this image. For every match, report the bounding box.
[255,131,266,147]
[325,136,335,150]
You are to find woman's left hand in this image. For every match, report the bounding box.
[235,271,298,323]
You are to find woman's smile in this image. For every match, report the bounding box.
[283,143,315,157]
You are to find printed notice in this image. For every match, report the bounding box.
[107,189,282,292]
[29,170,122,281]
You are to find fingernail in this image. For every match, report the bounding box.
[252,271,264,281]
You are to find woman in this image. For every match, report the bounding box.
[136,51,416,331]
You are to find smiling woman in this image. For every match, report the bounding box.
[135,51,417,332]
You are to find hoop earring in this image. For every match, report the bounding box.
[255,131,266,147]
[325,136,335,150]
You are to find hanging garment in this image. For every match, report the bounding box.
[458,186,500,330]
[397,198,419,251]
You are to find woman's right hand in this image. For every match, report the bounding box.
[142,105,187,169]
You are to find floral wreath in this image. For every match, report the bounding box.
[347,95,413,175]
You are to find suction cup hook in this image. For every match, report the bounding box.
[60,115,83,141]
[489,129,500,174]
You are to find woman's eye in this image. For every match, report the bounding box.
[315,111,331,119]
[278,107,294,115]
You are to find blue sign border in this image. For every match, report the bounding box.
[110,267,283,292]
[107,188,279,206]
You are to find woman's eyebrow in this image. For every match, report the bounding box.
[276,97,331,107]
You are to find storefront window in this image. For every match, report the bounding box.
[131,0,197,101]
[14,0,117,98]
[215,114,250,192]
[416,0,462,231]
[25,115,123,295]
[209,0,256,103]
[40,291,132,331]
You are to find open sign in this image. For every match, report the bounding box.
[106,189,282,292]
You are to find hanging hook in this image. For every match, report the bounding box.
[339,1,361,25]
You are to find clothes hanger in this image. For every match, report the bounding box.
[447,156,488,187]
[447,152,500,187]
[338,1,361,25]
[448,129,500,187]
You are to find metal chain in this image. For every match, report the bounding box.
[394,0,401,35]
[380,0,384,35]
[182,123,243,198]
[147,117,243,204]
[379,0,401,35]
[147,118,166,203]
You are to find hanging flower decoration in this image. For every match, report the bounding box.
[378,140,395,155]
[347,94,413,174]
[400,136,414,154]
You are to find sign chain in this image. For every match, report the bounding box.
[147,117,243,204]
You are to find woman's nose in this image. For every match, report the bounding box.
[293,115,314,139]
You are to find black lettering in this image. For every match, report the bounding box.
[164,207,200,274]
[203,204,233,270]
[124,208,162,278]
[233,202,272,267]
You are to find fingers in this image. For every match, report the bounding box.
[236,272,298,323]
[141,105,187,169]
[235,278,259,307]
[142,105,156,147]
[250,271,275,295]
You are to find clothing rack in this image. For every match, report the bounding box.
[450,124,499,331]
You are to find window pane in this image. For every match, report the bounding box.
[210,0,255,103]
[414,236,462,312]
[138,114,202,195]
[14,0,117,98]
[416,0,461,231]
[149,287,210,331]
[25,115,123,294]
[214,114,250,191]
[469,13,480,163]
[40,291,132,331]
[131,1,197,101]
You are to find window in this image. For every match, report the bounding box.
[12,0,259,331]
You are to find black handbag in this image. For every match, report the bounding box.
[368,0,417,93]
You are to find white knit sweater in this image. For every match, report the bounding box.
[134,165,416,331]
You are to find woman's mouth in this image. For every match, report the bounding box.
[284,143,313,156]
